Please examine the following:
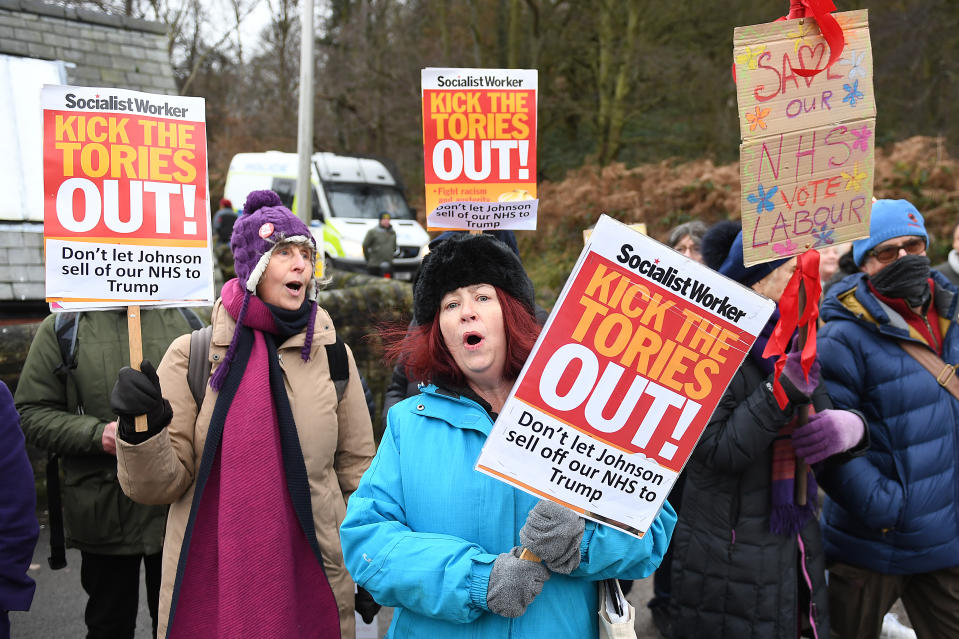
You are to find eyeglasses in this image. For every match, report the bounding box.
[868,238,926,264]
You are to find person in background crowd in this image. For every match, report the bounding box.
[818,242,852,288]
[933,219,959,286]
[340,233,676,638]
[212,198,236,244]
[110,190,375,638]
[822,247,859,298]
[16,307,204,639]
[0,381,38,639]
[667,221,867,639]
[212,198,238,284]
[667,220,708,262]
[817,199,959,638]
[363,211,398,277]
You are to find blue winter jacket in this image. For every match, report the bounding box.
[340,384,676,639]
[817,270,959,575]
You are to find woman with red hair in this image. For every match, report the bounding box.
[340,233,676,639]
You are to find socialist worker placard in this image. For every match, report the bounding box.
[421,68,538,232]
[42,85,213,310]
[476,215,775,537]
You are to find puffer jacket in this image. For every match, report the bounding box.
[340,384,676,639]
[15,309,196,555]
[818,271,959,574]
[116,299,375,639]
[669,356,839,639]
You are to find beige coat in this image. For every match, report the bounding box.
[117,299,375,639]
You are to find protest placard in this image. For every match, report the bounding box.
[42,85,213,310]
[734,10,874,266]
[476,215,775,537]
[422,68,538,231]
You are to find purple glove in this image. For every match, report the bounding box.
[791,409,864,464]
[779,343,820,404]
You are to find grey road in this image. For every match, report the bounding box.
[10,525,153,638]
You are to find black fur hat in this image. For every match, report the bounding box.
[413,233,535,325]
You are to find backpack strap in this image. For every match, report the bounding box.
[49,311,81,571]
[325,337,349,403]
[53,313,80,385]
[188,325,213,409]
[185,328,348,409]
[177,307,205,331]
[45,451,67,570]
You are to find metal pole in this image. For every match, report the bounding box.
[295,0,315,227]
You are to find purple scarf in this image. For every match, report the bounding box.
[752,310,817,536]
[168,280,340,637]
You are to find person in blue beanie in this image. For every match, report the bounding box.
[817,199,959,638]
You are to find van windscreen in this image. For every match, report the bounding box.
[325,184,414,220]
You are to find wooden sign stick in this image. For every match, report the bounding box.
[127,305,148,433]
[795,283,810,506]
[519,548,542,562]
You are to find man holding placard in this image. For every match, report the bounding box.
[19,84,215,638]
[15,307,203,639]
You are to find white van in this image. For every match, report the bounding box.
[223,151,429,279]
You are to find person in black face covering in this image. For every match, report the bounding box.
[816,199,959,639]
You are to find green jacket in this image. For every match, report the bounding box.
[15,308,202,555]
[362,225,397,267]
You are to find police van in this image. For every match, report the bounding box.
[223,151,429,279]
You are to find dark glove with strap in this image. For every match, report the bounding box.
[110,360,172,444]
[487,547,550,618]
[778,342,820,406]
[519,500,585,574]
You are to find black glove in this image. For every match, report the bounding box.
[354,586,381,624]
[111,360,172,443]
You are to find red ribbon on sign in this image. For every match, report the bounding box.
[777,0,844,78]
[762,249,822,409]
[735,0,844,84]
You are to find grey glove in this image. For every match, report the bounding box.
[487,547,550,618]
[519,500,585,574]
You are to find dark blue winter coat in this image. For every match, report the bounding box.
[0,381,38,620]
[817,270,959,575]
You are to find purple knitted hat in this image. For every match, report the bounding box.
[231,189,319,301]
[210,190,319,391]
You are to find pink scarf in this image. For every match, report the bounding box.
[168,281,340,637]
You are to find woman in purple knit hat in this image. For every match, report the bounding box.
[110,190,375,639]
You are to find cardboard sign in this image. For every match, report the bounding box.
[734,10,874,266]
[422,68,537,231]
[42,85,213,310]
[476,215,775,537]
